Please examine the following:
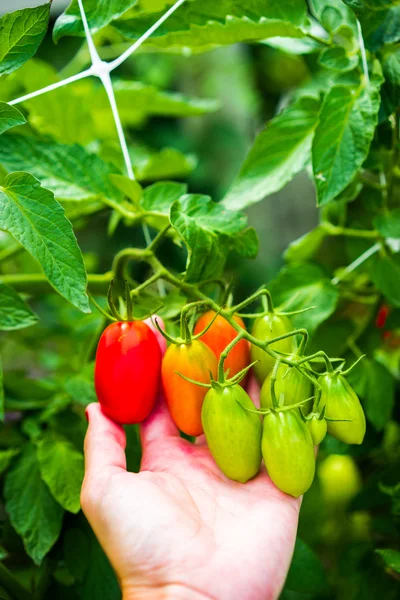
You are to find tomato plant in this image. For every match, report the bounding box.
[0,0,400,598]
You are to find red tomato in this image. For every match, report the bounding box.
[95,321,161,424]
[193,311,250,384]
[162,340,217,436]
[376,304,390,329]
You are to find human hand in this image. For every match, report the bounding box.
[81,322,301,600]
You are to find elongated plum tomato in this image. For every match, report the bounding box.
[262,409,315,497]
[307,416,327,445]
[318,373,366,444]
[202,384,262,483]
[162,340,217,437]
[250,313,294,384]
[194,311,250,384]
[260,358,312,413]
[95,321,161,424]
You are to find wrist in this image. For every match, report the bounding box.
[122,583,213,600]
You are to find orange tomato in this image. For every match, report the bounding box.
[194,311,250,384]
[162,340,217,436]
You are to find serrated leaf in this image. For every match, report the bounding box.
[0,134,122,205]
[223,96,320,210]
[0,282,38,331]
[318,47,359,72]
[109,174,142,205]
[312,71,382,205]
[4,443,64,565]
[0,3,50,76]
[37,436,84,514]
[309,0,357,33]
[113,0,307,54]
[0,172,90,313]
[268,263,339,333]
[141,181,187,214]
[54,0,139,42]
[376,549,400,573]
[348,359,394,430]
[134,147,196,181]
[0,103,26,135]
[374,209,400,239]
[170,194,257,282]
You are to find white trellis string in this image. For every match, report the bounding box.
[331,243,380,286]
[357,19,370,85]
[9,0,187,294]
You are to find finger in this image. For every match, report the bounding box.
[247,374,260,408]
[140,392,179,447]
[145,315,167,356]
[83,403,127,481]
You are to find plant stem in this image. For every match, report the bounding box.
[322,222,379,239]
[0,272,113,294]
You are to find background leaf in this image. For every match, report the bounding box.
[4,443,64,565]
[0,283,38,331]
[223,96,320,210]
[0,103,26,135]
[37,436,84,514]
[282,538,328,595]
[0,172,89,313]
[0,3,50,76]
[348,359,394,430]
[376,549,400,573]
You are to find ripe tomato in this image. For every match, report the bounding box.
[202,384,262,483]
[250,313,294,384]
[318,454,362,509]
[162,340,217,436]
[194,311,250,384]
[319,373,366,444]
[376,304,390,329]
[262,409,315,497]
[95,321,161,424]
[260,358,312,413]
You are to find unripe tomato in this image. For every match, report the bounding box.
[262,409,315,497]
[260,358,312,413]
[194,311,250,384]
[162,340,217,437]
[95,321,161,424]
[319,373,366,444]
[250,313,294,384]
[318,454,362,509]
[307,416,327,445]
[202,384,262,483]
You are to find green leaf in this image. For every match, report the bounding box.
[54,0,139,42]
[0,282,38,330]
[318,47,359,72]
[109,174,143,206]
[348,4,400,50]
[223,96,320,210]
[170,194,257,282]
[64,374,97,406]
[0,3,50,76]
[141,181,187,214]
[4,443,64,565]
[0,134,122,205]
[134,147,196,181]
[37,436,84,514]
[0,103,26,135]
[374,209,400,239]
[348,359,394,430]
[309,0,357,33]
[312,70,383,205]
[382,48,400,111]
[64,528,90,583]
[113,0,307,54]
[284,225,327,263]
[344,0,400,11]
[370,253,400,307]
[0,172,90,313]
[0,448,20,474]
[376,549,400,573]
[268,263,339,333]
[284,538,328,594]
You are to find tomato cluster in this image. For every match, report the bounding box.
[94,302,366,499]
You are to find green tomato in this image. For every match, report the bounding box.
[319,373,366,444]
[260,358,312,413]
[307,416,327,445]
[250,313,294,384]
[262,409,315,497]
[202,384,262,483]
[318,454,362,509]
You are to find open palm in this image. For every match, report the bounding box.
[81,324,301,600]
